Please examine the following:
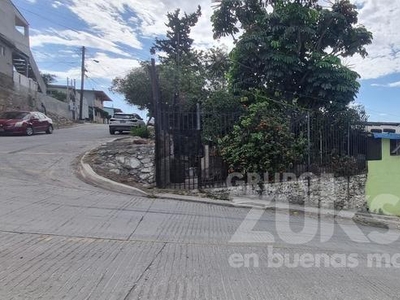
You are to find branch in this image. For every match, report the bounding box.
[314,18,333,52]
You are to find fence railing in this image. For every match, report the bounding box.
[154,108,368,190]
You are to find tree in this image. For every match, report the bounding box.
[201,89,243,142]
[41,73,57,86]
[151,6,204,107]
[211,0,373,111]
[203,46,230,90]
[48,90,67,102]
[110,62,157,116]
[218,100,306,175]
[112,7,209,115]
[151,6,202,65]
[110,60,204,117]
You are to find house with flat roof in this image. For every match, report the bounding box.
[0,0,46,93]
[82,90,113,123]
[363,122,400,216]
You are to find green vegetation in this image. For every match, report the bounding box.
[212,0,372,111]
[130,126,150,139]
[112,1,372,175]
[40,73,57,86]
[48,90,67,102]
[218,101,306,174]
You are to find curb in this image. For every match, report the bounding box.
[79,150,149,197]
[353,212,400,230]
[78,146,400,230]
[154,193,243,208]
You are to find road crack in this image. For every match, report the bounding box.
[123,242,167,300]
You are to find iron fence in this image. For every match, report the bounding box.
[154,106,368,190]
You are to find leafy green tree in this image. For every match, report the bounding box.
[112,6,237,117]
[151,6,204,107]
[41,73,57,86]
[110,60,206,117]
[211,0,373,111]
[203,47,230,90]
[47,90,67,102]
[201,89,243,142]
[151,6,202,65]
[218,100,306,174]
[110,62,160,116]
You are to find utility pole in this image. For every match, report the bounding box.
[79,46,86,120]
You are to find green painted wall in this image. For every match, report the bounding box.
[366,139,400,216]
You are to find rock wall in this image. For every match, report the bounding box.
[89,137,155,187]
[86,135,367,211]
[216,174,367,210]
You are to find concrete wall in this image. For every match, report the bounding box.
[13,72,38,92]
[47,85,89,120]
[39,94,71,119]
[0,72,72,119]
[0,40,13,77]
[83,91,96,107]
[366,139,400,216]
[0,0,30,56]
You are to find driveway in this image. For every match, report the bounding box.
[1,124,400,299]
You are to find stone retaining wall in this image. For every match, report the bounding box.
[88,137,155,187]
[213,174,367,210]
[87,136,367,210]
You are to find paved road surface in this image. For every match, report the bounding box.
[1,124,400,300]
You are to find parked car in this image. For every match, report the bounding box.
[109,113,145,134]
[0,111,53,136]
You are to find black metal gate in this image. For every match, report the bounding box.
[154,108,368,190]
[154,108,237,190]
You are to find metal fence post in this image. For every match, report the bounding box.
[307,111,311,172]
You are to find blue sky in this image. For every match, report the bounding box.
[10,0,400,121]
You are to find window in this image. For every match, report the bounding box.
[0,45,5,56]
[366,137,382,161]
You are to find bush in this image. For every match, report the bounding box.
[329,155,359,177]
[218,101,307,175]
[130,126,150,138]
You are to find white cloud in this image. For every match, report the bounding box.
[346,0,400,80]
[30,29,131,57]
[41,52,140,81]
[52,1,63,9]
[64,0,222,48]
[28,0,400,85]
[67,0,143,50]
[190,3,235,51]
[371,81,400,88]
[30,1,227,62]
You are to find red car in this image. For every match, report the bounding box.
[0,111,54,136]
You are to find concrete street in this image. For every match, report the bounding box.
[1,124,400,300]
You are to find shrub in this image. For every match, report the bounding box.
[218,101,307,175]
[130,126,150,138]
[329,155,359,177]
